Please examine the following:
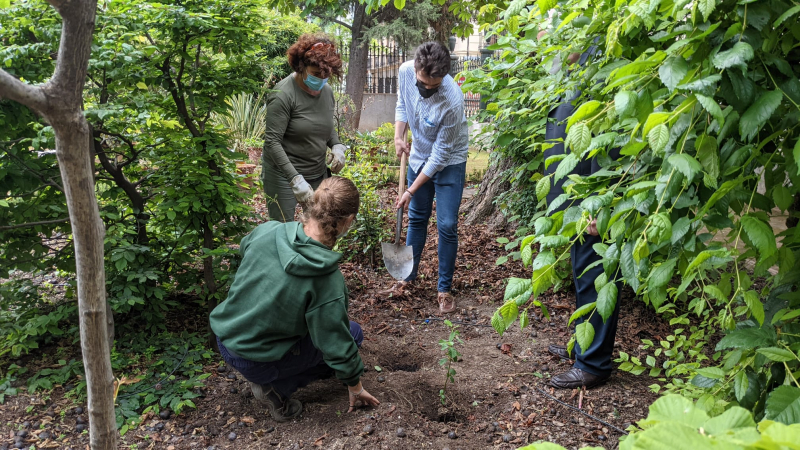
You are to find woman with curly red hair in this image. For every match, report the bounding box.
[262,33,347,221]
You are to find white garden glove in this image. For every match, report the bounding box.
[328,144,347,174]
[290,175,314,204]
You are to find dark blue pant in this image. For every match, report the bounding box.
[217,321,363,398]
[571,234,620,376]
[406,162,466,292]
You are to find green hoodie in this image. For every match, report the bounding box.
[210,221,363,386]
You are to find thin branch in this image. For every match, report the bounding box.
[306,10,353,30]
[0,217,70,231]
[4,150,64,191]
[0,70,47,113]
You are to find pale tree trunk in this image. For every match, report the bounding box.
[0,0,117,448]
[345,2,370,130]
[464,154,515,230]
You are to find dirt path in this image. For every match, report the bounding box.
[0,197,664,450]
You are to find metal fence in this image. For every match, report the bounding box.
[332,40,485,116]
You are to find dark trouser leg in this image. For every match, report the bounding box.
[405,165,435,282]
[218,321,365,398]
[570,234,621,376]
[432,162,466,293]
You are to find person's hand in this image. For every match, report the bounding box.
[587,217,598,236]
[347,382,380,412]
[329,144,347,174]
[394,136,409,158]
[290,175,314,204]
[395,190,412,211]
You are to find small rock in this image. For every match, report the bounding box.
[502,434,512,443]
[227,373,237,380]
[496,343,502,349]
[45,410,55,418]
[76,424,87,433]
[530,331,538,337]
[448,431,458,439]
[155,422,165,432]
[266,426,275,433]
[22,421,31,428]
[217,365,228,373]
[17,430,28,438]
[13,442,26,449]
[229,387,238,394]
[377,376,385,383]
[184,424,194,434]
[75,407,84,415]
[492,422,499,427]
[228,432,237,441]
[541,365,549,372]
[598,435,607,441]
[363,424,374,435]
[159,409,172,420]
[38,431,51,440]
[396,428,406,438]
[237,422,245,428]
[146,427,155,432]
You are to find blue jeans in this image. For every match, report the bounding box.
[217,321,363,398]
[405,162,466,293]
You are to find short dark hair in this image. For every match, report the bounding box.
[414,42,451,78]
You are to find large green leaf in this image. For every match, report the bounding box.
[646,213,672,244]
[765,386,800,425]
[702,407,755,435]
[756,347,795,362]
[740,215,777,261]
[644,395,709,427]
[504,277,532,302]
[695,134,720,189]
[536,176,550,201]
[668,153,703,180]
[643,112,670,138]
[554,153,579,182]
[567,123,592,154]
[575,321,595,351]
[794,138,800,176]
[715,326,777,351]
[615,91,637,118]
[648,259,676,289]
[567,100,602,130]
[648,124,669,153]
[658,56,688,92]
[739,90,783,142]
[774,5,800,27]
[696,94,725,127]
[744,290,765,325]
[697,0,716,21]
[596,282,618,322]
[712,42,755,70]
[678,74,721,95]
[569,301,596,326]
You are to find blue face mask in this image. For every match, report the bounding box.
[304,73,328,91]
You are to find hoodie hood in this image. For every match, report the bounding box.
[276,222,342,277]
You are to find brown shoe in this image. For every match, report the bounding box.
[548,344,576,361]
[438,292,456,313]
[549,368,609,389]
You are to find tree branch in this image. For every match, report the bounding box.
[0,70,47,113]
[0,217,70,231]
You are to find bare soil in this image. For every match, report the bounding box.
[0,191,668,450]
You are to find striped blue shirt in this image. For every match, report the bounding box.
[395,61,469,178]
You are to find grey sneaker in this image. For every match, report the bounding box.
[249,382,303,422]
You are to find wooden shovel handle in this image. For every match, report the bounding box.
[395,152,408,245]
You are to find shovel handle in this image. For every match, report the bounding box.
[395,152,408,245]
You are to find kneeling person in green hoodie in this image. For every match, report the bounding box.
[210,176,380,421]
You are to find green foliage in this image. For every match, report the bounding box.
[214,91,270,155]
[438,320,463,405]
[519,395,800,450]
[335,141,391,266]
[458,0,800,421]
[1,0,299,351]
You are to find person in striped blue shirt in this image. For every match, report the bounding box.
[393,42,469,314]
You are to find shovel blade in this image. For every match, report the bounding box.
[381,242,414,281]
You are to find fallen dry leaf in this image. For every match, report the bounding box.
[313,433,328,446]
[241,416,255,425]
[500,343,513,354]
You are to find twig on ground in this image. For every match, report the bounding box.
[534,386,628,435]
[387,388,414,411]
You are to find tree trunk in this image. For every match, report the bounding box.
[463,153,515,230]
[0,1,118,448]
[345,2,370,130]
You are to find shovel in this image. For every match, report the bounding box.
[382,152,414,281]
